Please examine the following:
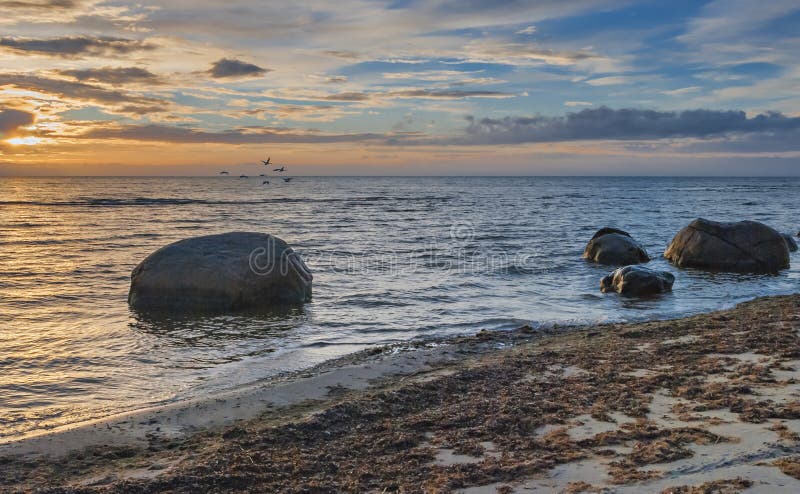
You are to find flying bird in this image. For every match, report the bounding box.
[239,174,248,178]
[283,177,292,182]
[219,171,229,175]
[274,166,286,172]
[262,180,270,185]
[261,157,271,165]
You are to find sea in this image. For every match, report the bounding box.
[1,176,798,440]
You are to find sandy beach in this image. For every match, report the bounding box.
[1,294,799,492]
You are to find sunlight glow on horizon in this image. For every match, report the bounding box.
[5,136,41,146]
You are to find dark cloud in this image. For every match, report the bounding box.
[322,50,360,60]
[207,58,270,79]
[459,107,800,144]
[80,124,382,144]
[0,0,76,8]
[0,108,35,138]
[325,76,347,84]
[0,36,156,58]
[56,66,162,86]
[0,74,168,114]
[321,91,370,102]
[243,104,336,116]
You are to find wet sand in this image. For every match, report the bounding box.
[3,294,800,493]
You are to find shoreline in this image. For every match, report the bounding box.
[0,320,558,458]
[2,294,800,492]
[0,294,761,450]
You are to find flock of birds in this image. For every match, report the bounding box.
[218,157,293,184]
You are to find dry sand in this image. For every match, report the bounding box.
[2,294,800,493]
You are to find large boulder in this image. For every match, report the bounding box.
[583,228,650,265]
[782,233,798,252]
[664,219,789,273]
[601,265,675,296]
[128,232,312,311]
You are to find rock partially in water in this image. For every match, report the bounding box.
[583,228,650,265]
[664,218,789,274]
[782,233,798,252]
[601,265,675,296]
[128,232,312,311]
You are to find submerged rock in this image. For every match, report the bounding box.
[583,228,650,265]
[128,232,312,311]
[664,218,789,273]
[601,265,675,296]
[782,233,798,252]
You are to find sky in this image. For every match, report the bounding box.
[0,0,799,176]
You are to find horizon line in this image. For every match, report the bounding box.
[3,174,800,179]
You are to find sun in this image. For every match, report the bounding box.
[5,136,42,146]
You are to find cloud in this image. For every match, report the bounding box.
[241,103,359,122]
[515,25,537,35]
[0,108,35,138]
[564,101,593,107]
[207,58,270,79]
[464,41,604,67]
[457,107,800,144]
[312,89,513,102]
[0,0,104,24]
[0,0,76,9]
[0,73,168,114]
[388,89,513,99]
[382,70,503,85]
[322,50,360,60]
[78,123,382,144]
[584,76,628,86]
[320,91,371,102]
[0,35,156,58]
[679,0,800,44]
[56,66,162,85]
[660,86,702,96]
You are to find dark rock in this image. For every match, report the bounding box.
[128,232,312,311]
[664,218,789,273]
[583,228,650,265]
[601,265,675,296]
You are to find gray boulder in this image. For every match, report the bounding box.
[664,218,789,273]
[782,233,798,252]
[129,232,312,311]
[601,265,675,296]
[583,228,650,265]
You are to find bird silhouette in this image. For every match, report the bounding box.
[283,177,292,182]
[261,157,271,165]
[239,174,248,178]
[219,171,229,175]
[274,166,286,172]
[262,180,270,185]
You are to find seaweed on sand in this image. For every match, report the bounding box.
[4,295,800,493]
